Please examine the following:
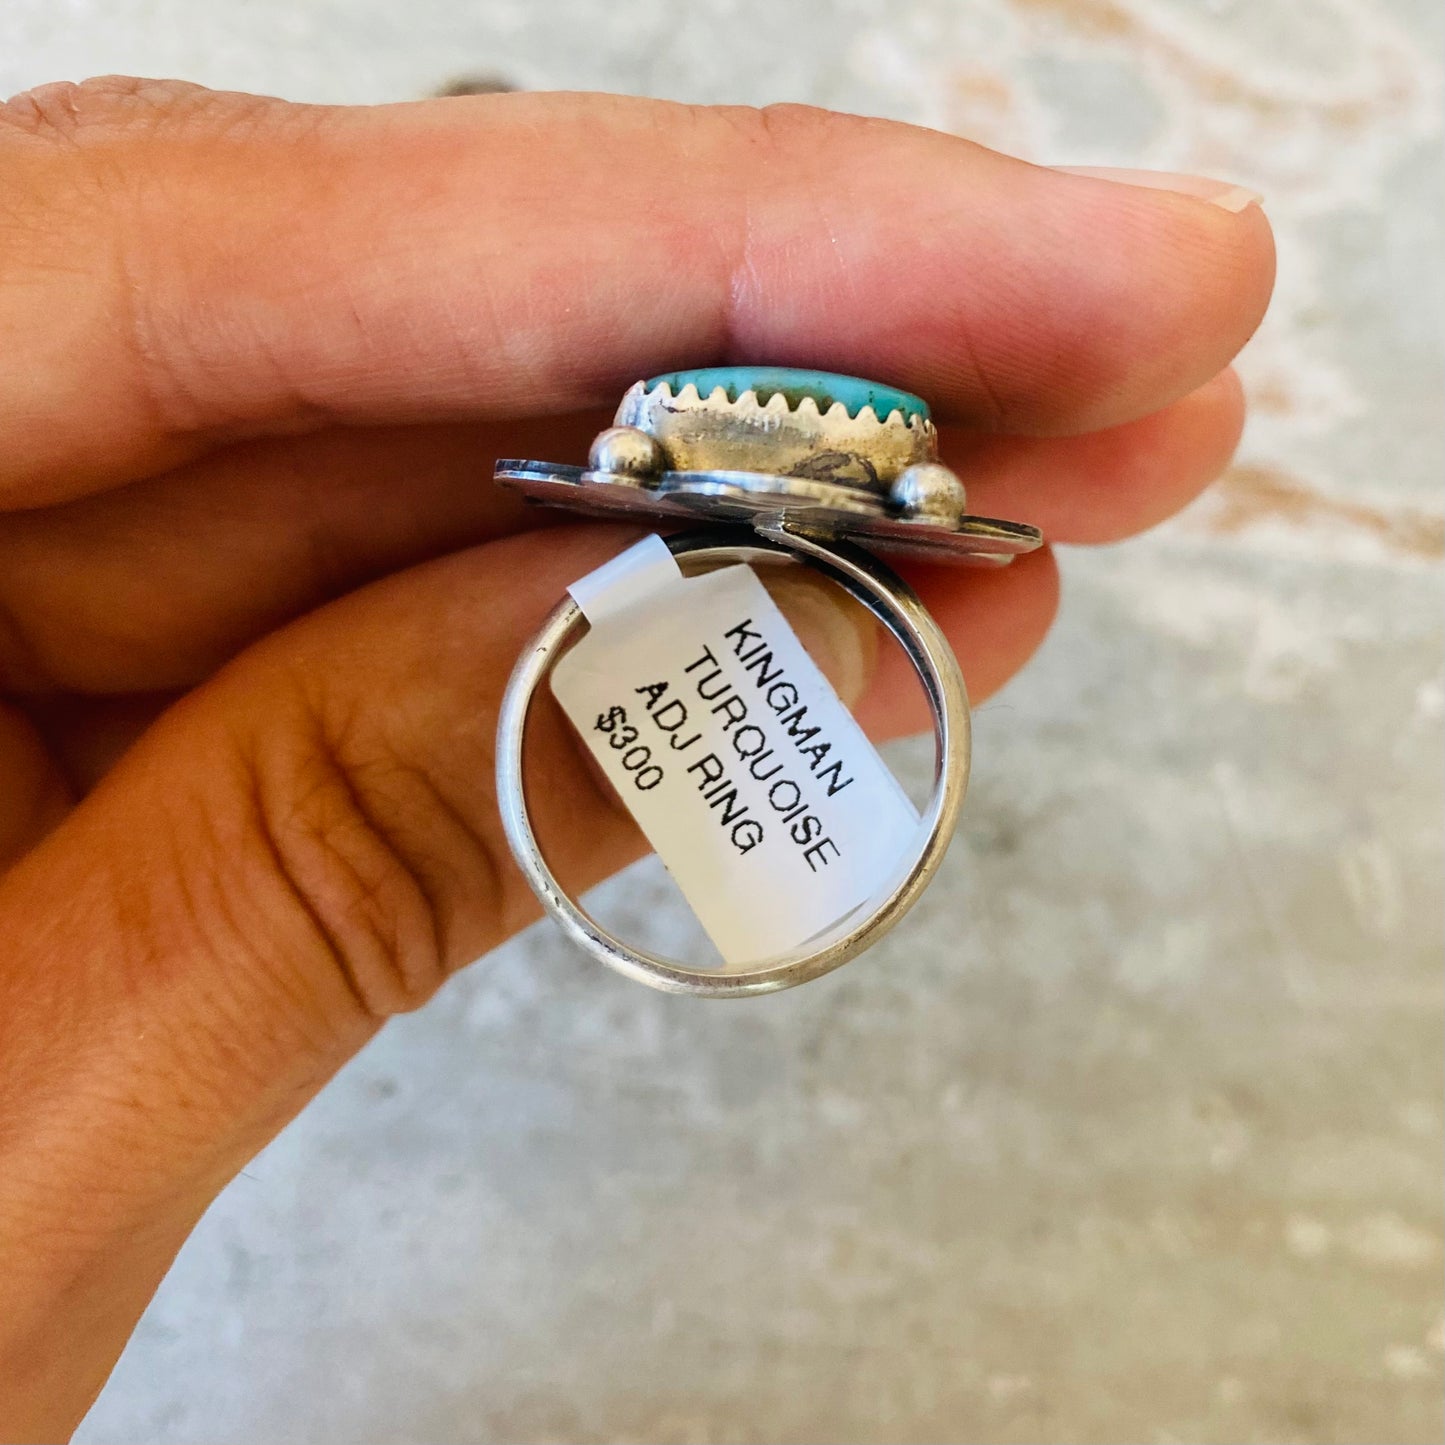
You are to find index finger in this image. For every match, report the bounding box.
[0,79,1273,507]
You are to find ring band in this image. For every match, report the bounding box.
[494,520,971,996]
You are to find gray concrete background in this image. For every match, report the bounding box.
[3,1,1440,1441]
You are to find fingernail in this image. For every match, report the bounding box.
[763,572,878,709]
[1054,165,1263,214]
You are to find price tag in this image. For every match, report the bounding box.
[551,536,918,965]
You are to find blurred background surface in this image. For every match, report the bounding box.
[4,1,1441,1441]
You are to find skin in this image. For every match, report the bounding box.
[0,79,1274,1440]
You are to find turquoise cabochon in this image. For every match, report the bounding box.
[643,367,930,424]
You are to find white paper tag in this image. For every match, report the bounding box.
[551,536,918,966]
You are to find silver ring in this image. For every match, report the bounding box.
[494,520,971,996]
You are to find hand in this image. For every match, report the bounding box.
[0,78,1273,1438]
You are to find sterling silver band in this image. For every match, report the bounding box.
[494,520,971,996]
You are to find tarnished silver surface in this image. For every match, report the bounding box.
[495,525,971,996]
[495,372,1044,564]
[614,378,936,484]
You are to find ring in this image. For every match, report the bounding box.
[494,519,971,997]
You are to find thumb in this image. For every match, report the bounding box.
[0,522,879,1437]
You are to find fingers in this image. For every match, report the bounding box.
[0,529,606,1435]
[946,366,1246,544]
[0,702,69,866]
[0,81,1273,506]
[17,689,177,794]
[0,414,607,694]
[0,371,1237,698]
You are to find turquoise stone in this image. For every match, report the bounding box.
[644,366,929,423]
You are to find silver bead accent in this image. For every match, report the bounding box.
[588,426,665,483]
[890,462,966,524]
